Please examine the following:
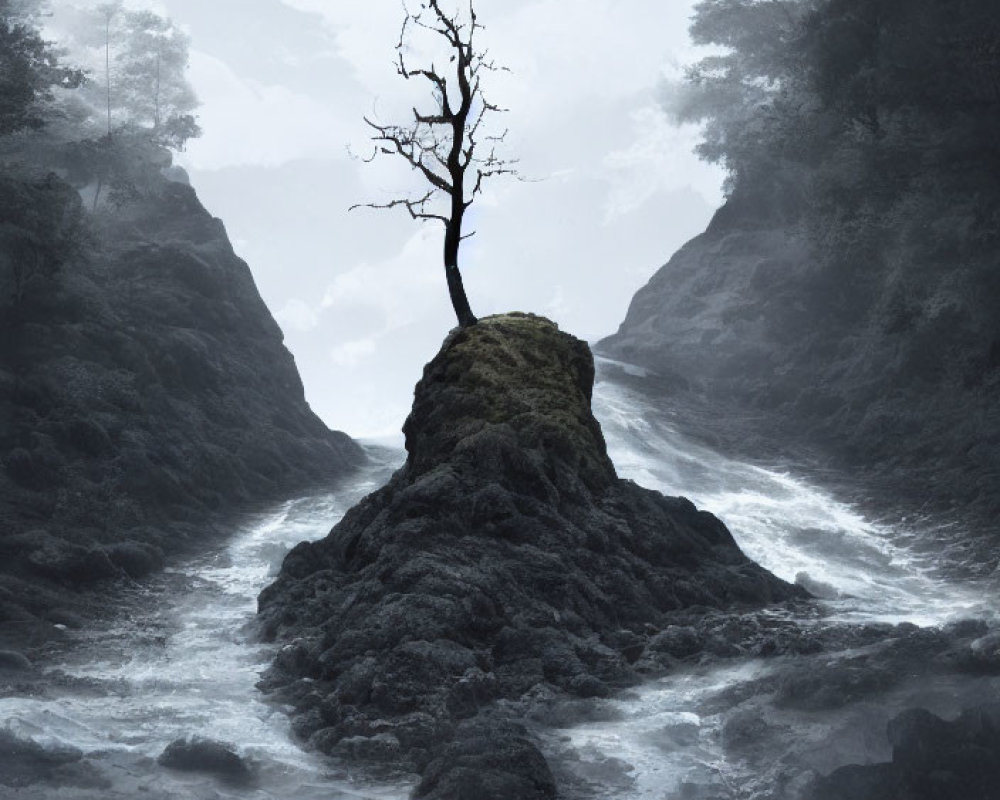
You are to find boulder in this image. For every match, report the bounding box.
[157,736,251,782]
[258,313,801,788]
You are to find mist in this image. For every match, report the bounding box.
[1,1,998,799]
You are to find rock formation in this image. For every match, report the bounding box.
[598,178,1000,533]
[258,313,801,797]
[0,174,363,647]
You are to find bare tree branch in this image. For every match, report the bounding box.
[349,0,519,328]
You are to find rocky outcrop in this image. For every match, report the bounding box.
[0,174,363,647]
[257,313,801,796]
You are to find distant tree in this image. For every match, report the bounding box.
[0,0,84,137]
[96,1,120,137]
[673,0,1000,197]
[351,0,517,329]
[671,0,1000,330]
[48,5,199,209]
[666,0,816,192]
[116,9,199,148]
[64,3,199,149]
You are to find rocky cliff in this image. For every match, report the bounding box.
[598,0,1000,541]
[0,172,363,647]
[257,313,801,798]
[599,187,1000,536]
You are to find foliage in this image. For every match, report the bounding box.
[39,2,200,150]
[0,171,86,305]
[114,9,200,148]
[0,0,84,136]
[63,128,171,210]
[0,2,202,221]
[672,0,1000,326]
[674,0,1000,200]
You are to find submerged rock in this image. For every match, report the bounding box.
[157,737,251,782]
[258,313,802,791]
[0,729,84,787]
[0,650,32,671]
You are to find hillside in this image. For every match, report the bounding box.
[600,0,1000,533]
[0,167,363,648]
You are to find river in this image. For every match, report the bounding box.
[0,373,995,799]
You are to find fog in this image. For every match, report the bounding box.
[139,0,726,437]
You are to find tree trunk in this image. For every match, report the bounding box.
[444,262,477,328]
[443,218,476,328]
[105,20,112,138]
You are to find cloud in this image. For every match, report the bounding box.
[275,298,320,333]
[330,338,377,368]
[167,0,728,435]
[181,50,354,170]
[320,226,444,328]
[602,105,723,221]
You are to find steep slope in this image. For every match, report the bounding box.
[599,0,1000,534]
[0,171,363,647]
[258,313,801,798]
[599,182,1000,532]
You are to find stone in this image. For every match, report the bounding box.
[157,737,251,782]
[258,313,802,790]
[807,703,1000,800]
[0,650,32,671]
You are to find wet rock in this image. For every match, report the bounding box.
[0,650,32,671]
[721,708,779,754]
[416,719,557,800]
[554,745,637,795]
[808,704,1000,800]
[647,625,704,660]
[157,736,251,782]
[795,571,841,599]
[809,763,900,800]
[329,732,402,764]
[962,631,1000,673]
[26,540,119,584]
[775,661,896,711]
[258,314,801,790]
[104,541,164,579]
[0,729,83,787]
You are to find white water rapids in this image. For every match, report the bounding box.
[1,375,995,799]
[0,451,412,800]
[592,374,993,627]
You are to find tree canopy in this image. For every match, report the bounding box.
[671,0,1000,201]
[0,0,83,136]
[57,2,200,149]
[669,0,1000,357]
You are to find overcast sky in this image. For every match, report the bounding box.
[84,0,726,438]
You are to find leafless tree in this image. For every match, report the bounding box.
[350,0,517,328]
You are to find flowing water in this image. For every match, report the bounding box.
[0,448,414,800]
[591,372,994,626]
[2,375,996,799]
[548,369,999,799]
